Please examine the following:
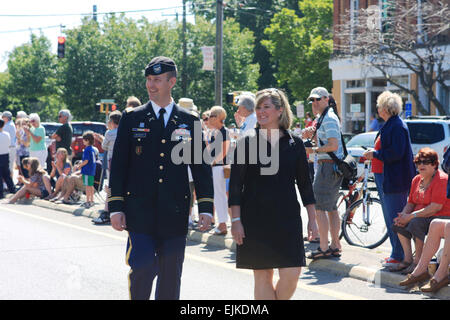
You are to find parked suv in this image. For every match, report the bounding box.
[48,121,107,163]
[405,116,450,165]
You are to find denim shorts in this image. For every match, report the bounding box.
[313,162,343,212]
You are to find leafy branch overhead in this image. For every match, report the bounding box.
[334,0,450,115]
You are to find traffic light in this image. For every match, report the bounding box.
[57,36,66,58]
[226,92,236,105]
[111,104,117,111]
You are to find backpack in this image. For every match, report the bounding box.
[93,159,104,192]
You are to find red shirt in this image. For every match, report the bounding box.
[371,136,383,174]
[408,170,450,216]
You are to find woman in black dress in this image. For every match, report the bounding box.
[228,88,316,300]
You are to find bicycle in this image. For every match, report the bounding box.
[337,160,388,249]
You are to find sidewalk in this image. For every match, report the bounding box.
[17,196,450,300]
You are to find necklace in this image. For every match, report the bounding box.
[418,170,437,194]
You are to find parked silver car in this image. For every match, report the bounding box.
[346,131,378,178]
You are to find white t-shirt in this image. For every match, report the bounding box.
[239,112,257,136]
[0,131,11,155]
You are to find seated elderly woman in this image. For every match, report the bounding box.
[391,147,450,273]
[399,218,450,293]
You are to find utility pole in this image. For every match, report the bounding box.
[181,0,188,97]
[215,0,223,106]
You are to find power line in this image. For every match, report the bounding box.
[0,25,62,34]
[0,6,184,18]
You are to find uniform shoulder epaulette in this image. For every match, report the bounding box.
[124,107,134,113]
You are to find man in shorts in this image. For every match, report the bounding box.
[304,87,344,259]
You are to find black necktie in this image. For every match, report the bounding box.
[158,108,166,130]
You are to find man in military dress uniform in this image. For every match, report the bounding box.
[108,56,214,300]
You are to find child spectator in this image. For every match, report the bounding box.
[74,131,96,208]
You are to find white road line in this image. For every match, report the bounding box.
[2,205,367,300]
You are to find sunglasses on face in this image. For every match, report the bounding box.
[414,159,433,165]
[309,97,322,102]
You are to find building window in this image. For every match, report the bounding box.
[372,78,388,87]
[346,80,364,88]
[345,92,366,134]
[389,75,409,88]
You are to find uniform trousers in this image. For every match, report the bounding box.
[126,232,186,300]
[212,165,229,224]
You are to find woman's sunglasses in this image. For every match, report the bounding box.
[414,159,434,165]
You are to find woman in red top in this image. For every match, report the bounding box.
[391,148,450,273]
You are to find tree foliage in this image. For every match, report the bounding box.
[0,14,257,122]
[334,0,450,115]
[262,0,333,102]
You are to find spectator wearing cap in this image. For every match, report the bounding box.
[108,56,214,300]
[24,113,48,169]
[0,119,16,199]
[2,111,17,177]
[304,87,345,260]
[52,109,73,157]
[234,94,257,136]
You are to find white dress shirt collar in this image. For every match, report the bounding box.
[151,99,174,126]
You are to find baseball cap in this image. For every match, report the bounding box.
[308,87,329,100]
[2,111,13,120]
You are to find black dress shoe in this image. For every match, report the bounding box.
[92,212,111,225]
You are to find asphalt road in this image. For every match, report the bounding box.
[0,203,432,301]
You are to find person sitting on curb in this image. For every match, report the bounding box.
[391,148,450,274]
[399,218,450,293]
[7,157,51,204]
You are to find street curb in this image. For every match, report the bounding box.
[28,199,450,300]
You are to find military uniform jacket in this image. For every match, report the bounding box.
[108,102,214,238]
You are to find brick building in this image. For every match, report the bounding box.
[329,0,450,134]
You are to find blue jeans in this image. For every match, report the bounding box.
[378,176,407,262]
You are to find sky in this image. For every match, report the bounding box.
[0,0,195,72]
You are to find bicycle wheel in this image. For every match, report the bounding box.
[341,197,388,249]
[337,192,349,239]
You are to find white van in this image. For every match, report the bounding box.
[405,116,450,164]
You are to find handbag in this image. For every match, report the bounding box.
[223,165,231,179]
[319,134,357,181]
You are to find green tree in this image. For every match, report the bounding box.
[177,16,259,121]
[3,33,60,120]
[263,0,333,103]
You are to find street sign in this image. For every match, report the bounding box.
[405,101,412,118]
[101,99,115,103]
[296,102,304,118]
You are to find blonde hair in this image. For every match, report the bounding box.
[56,148,69,164]
[255,88,293,130]
[377,91,403,116]
[126,96,141,108]
[209,106,227,123]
